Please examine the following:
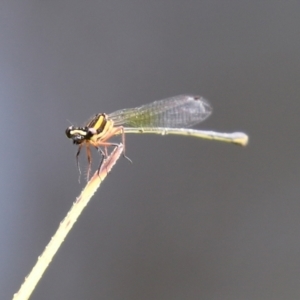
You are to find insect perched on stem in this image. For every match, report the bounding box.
[66,94,248,180]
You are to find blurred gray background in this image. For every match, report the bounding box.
[1,1,299,299]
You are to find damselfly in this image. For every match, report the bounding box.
[66,95,248,179]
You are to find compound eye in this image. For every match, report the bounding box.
[65,127,73,138]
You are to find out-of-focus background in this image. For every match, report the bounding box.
[1,1,299,299]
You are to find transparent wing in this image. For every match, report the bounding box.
[108,95,212,128]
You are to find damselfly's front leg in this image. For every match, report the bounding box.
[76,145,82,182]
[86,145,93,181]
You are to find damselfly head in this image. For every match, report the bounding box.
[65,126,91,145]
